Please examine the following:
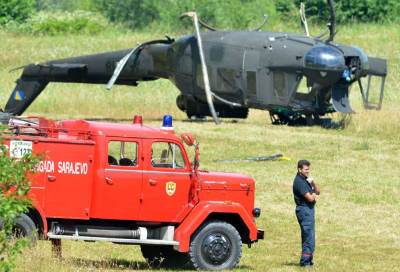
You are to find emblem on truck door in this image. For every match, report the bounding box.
[166,181,176,196]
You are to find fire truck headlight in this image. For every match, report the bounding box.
[253,208,261,218]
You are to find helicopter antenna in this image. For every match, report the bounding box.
[326,0,336,42]
[180,12,219,31]
[181,12,220,124]
[198,17,219,31]
[253,14,268,31]
[299,3,310,36]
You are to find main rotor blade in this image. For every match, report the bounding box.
[107,39,175,91]
[332,83,353,113]
[106,47,137,90]
[182,11,220,125]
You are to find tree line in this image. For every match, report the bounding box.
[1,0,399,34]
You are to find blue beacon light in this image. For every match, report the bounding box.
[162,115,174,130]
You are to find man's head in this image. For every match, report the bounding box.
[297,159,311,177]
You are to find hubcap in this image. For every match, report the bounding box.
[201,233,232,265]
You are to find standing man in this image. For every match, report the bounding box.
[293,160,320,267]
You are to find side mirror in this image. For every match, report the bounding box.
[193,143,200,171]
[181,133,196,146]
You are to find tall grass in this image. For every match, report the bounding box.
[0,23,399,271]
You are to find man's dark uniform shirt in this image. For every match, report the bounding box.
[293,173,316,266]
[293,173,315,208]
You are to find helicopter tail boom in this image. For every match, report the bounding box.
[1,39,174,119]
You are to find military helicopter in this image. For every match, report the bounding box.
[0,0,387,125]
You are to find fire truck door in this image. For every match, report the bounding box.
[92,138,142,220]
[140,140,192,222]
[44,142,94,219]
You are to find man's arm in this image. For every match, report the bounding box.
[303,192,317,202]
[311,180,320,195]
[307,176,321,196]
[303,178,320,202]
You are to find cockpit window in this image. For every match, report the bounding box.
[151,142,185,169]
[108,141,138,167]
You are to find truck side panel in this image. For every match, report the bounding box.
[40,141,95,219]
[90,136,144,220]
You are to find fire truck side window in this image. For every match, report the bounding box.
[151,142,185,169]
[108,141,138,167]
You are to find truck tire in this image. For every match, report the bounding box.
[13,214,38,245]
[141,245,190,268]
[189,220,242,270]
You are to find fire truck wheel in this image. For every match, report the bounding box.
[189,220,242,270]
[13,214,38,245]
[141,245,190,268]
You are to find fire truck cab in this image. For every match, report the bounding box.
[2,115,263,270]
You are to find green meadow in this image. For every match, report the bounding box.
[0,23,399,271]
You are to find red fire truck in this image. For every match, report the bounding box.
[1,115,263,270]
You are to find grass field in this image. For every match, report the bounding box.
[0,23,399,271]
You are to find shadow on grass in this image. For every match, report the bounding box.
[70,257,254,270]
[182,118,240,124]
[70,257,150,270]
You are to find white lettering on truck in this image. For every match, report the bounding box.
[58,161,88,175]
[36,160,88,175]
[37,160,55,173]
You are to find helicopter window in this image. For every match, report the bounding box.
[151,142,185,169]
[108,141,138,167]
[296,77,312,94]
[247,71,257,97]
[217,68,237,92]
[273,71,287,98]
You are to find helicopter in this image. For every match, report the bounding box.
[0,0,387,125]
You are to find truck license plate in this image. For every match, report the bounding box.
[10,140,33,158]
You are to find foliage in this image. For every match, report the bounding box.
[0,0,36,25]
[0,132,40,272]
[0,0,399,34]
[94,0,159,29]
[277,0,400,23]
[94,0,400,31]
[334,0,399,22]
[11,11,109,35]
[94,0,276,32]
[36,0,95,11]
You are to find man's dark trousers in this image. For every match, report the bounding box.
[295,205,315,266]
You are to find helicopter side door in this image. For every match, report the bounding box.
[243,49,261,104]
[243,48,299,108]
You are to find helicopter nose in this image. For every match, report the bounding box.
[305,44,345,71]
[303,44,346,85]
